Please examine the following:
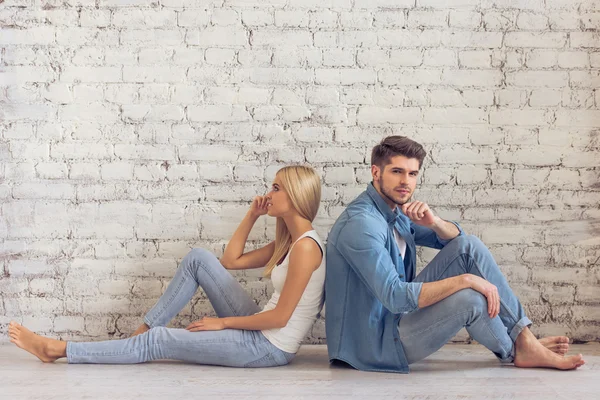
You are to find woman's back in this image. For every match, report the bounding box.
[260,230,326,354]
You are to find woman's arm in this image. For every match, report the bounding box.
[187,238,323,331]
[221,196,275,270]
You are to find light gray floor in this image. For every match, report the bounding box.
[1,343,598,399]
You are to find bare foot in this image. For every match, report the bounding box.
[131,323,150,337]
[539,336,570,355]
[515,329,584,370]
[8,321,66,363]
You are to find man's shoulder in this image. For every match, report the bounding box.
[329,198,388,246]
[334,196,384,226]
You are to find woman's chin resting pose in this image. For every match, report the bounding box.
[10,165,326,368]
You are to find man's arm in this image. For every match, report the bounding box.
[429,217,460,240]
[334,216,423,314]
[401,201,462,248]
[419,274,501,318]
[335,214,499,317]
[418,275,468,308]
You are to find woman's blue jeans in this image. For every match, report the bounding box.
[67,248,294,367]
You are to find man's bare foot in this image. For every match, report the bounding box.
[131,323,150,337]
[539,336,570,355]
[8,322,66,363]
[514,329,584,370]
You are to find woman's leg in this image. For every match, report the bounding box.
[66,327,291,367]
[142,248,261,329]
[9,321,292,367]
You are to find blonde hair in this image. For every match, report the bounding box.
[263,165,321,277]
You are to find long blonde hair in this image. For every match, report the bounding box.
[263,165,321,277]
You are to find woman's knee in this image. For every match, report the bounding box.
[183,248,219,272]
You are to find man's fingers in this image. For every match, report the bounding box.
[416,203,428,218]
[406,202,419,219]
[401,203,410,214]
[493,291,500,318]
[496,293,501,318]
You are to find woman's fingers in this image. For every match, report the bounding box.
[186,321,203,330]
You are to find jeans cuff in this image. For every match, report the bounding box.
[143,315,155,329]
[66,341,76,363]
[509,316,532,343]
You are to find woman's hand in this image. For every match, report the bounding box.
[249,195,269,218]
[185,317,227,332]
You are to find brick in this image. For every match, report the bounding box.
[570,32,600,48]
[13,183,74,200]
[179,145,240,161]
[306,148,364,163]
[56,28,118,46]
[114,145,175,160]
[187,105,251,122]
[0,27,55,45]
[8,259,53,276]
[122,29,185,46]
[449,10,482,28]
[357,106,421,124]
[490,109,550,126]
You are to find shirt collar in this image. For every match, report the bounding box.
[366,182,409,226]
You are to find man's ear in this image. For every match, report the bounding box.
[371,164,380,181]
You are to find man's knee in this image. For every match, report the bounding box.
[451,289,487,315]
[454,234,488,255]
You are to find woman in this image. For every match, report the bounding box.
[9,165,325,368]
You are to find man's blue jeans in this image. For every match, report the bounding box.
[67,248,294,367]
[399,235,532,364]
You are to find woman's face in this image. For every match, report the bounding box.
[265,175,295,218]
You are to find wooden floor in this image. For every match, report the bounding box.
[1,343,598,399]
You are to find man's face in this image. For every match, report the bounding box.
[372,155,420,208]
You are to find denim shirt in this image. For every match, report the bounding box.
[325,183,463,373]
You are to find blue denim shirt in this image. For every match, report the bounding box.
[325,183,463,373]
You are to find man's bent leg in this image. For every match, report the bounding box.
[399,289,513,364]
[414,235,531,343]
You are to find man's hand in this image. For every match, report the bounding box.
[464,274,500,319]
[401,201,438,228]
[185,317,226,332]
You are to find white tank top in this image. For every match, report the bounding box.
[259,230,326,353]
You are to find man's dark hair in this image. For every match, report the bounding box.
[371,136,427,169]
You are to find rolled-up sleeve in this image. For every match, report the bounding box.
[412,220,464,249]
[333,215,423,314]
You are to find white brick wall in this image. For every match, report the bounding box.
[1,0,599,344]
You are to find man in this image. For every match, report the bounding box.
[325,135,584,373]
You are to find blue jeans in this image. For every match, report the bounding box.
[67,248,295,367]
[398,235,532,364]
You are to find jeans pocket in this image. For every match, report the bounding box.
[243,352,278,368]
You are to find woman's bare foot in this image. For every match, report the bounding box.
[514,329,584,370]
[131,323,150,337]
[8,322,66,363]
[539,336,570,355]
